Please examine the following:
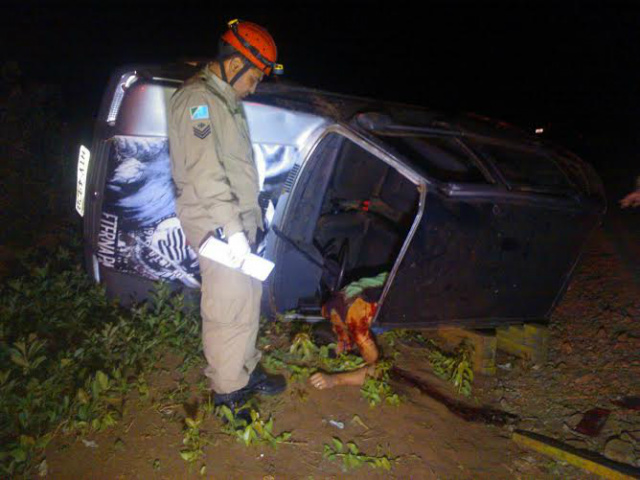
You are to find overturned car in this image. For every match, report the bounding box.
[78,64,605,329]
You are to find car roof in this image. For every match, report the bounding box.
[133,63,539,146]
[122,63,603,202]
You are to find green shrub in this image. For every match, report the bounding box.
[0,245,200,476]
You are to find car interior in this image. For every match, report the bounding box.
[273,132,420,312]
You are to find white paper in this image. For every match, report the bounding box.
[199,236,275,281]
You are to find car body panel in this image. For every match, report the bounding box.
[377,190,600,327]
[82,63,606,326]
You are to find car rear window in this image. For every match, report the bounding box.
[380,135,490,184]
[477,143,572,190]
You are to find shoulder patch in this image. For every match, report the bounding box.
[193,122,211,140]
[189,105,209,120]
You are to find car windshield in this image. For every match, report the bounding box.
[378,135,490,184]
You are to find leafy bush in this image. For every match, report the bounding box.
[0,245,200,476]
[427,341,474,397]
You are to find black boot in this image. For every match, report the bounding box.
[242,364,287,396]
[214,389,252,424]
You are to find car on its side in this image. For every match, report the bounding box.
[77,63,605,329]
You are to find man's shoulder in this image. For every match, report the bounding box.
[173,74,208,100]
[172,75,228,111]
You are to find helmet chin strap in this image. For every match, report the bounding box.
[221,57,252,87]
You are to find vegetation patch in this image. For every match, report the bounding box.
[0,244,200,476]
[427,341,474,397]
[361,359,401,407]
[323,437,397,471]
[381,329,475,397]
[262,323,400,406]
[180,411,209,468]
[217,404,293,448]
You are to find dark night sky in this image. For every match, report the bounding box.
[4,0,640,170]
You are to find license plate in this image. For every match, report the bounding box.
[76,145,91,216]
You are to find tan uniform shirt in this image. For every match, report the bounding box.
[168,66,263,247]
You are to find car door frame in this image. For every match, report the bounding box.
[269,123,428,317]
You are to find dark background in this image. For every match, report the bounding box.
[2,0,639,199]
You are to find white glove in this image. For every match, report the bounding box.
[227,232,250,268]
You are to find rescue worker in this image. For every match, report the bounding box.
[168,20,286,415]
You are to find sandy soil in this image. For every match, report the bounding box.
[41,225,640,479]
[43,353,530,479]
[473,228,640,474]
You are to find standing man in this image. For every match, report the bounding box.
[168,20,286,415]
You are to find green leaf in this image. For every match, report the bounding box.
[96,370,109,391]
[242,426,253,446]
[10,448,27,463]
[77,387,91,405]
[91,418,101,431]
[19,435,35,447]
[219,405,235,424]
[347,442,359,454]
[180,450,195,462]
[331,437,343,452]
[10,351,29,369]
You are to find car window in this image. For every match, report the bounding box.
[379,135,490,184]
[477,143,571,190]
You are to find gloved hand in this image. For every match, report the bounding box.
[227,231,250,268]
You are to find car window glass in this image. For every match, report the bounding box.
[379,135,489,184]
[478,143,571,189]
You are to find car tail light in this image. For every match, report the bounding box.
[106,72,138,125]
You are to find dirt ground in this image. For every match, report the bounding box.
[40,221,640,479]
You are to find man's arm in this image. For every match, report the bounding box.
[171,90,244,237]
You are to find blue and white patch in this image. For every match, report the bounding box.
[189,105,209,120]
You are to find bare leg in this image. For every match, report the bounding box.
[309,365,375,390]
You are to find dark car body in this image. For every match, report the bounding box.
[78,64,605,329]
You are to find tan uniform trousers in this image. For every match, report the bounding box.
[199,254,262,394]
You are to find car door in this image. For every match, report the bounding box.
[467,142,603,319]
[372,134,506,327]
[376,136,602,328]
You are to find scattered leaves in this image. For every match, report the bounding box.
[323,437,396,471]
[217,405,293,448]
[427,341,474,397]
